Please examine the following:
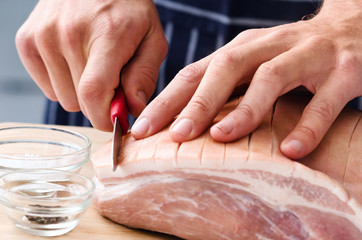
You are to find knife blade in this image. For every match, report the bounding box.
[110,87,129,171]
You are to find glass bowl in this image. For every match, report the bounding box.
[0,170,95,236]
[0,125,91,175]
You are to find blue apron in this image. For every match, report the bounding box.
[44,0,360,126]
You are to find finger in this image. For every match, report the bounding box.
[280,78,354,159]
[59,23,87,112]
[35,31,79,112]
[78,33,140,131]
[131,27,276,139]
[169,37,293,142]
[121,27,168,117]
[131,59,207,139]
[210,39,332,142]
[15,27,57,101]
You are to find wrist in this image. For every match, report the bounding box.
[319,0,362,15]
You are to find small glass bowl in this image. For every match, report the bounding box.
[0,125,91,175]
[0,170,95,236]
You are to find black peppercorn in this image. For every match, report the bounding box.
[25,204,68,224]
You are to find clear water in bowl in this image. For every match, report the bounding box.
[0,171,94,237]
[0,141,81,157]
[11,180,87,198]
[0,126,91,175]
[0,141,84,171]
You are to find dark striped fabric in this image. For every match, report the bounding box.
[44,0,361,127]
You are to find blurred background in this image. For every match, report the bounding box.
[0,0,44,124]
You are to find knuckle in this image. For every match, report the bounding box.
[305,35,334,53]
[295,124,319,144]
[256,63,284,90]
[236,29,256,39]
[210,52,236,70]
[336,52,361,73]
[100,15,129,35]
[152,97,169,110]
[146,21,168,58]
[15,29,34,55]
[159,36,169,58]
[235,28,265,42]
[258,62,283,79]
[307,35,330,47]
[269,28,296,42]
[189,95,213,117]
[89,18,124,42]
[176,63,202,84]
[306,98,335,124]
[60,22,80,47]
[136,64,158,87]
[33,25,54,50]
[235,103,257,122]
[15,27,30,45]
[78,75,107,103]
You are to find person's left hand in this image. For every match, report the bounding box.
[131,0,362,159]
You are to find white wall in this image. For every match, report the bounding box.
[0,0,45,123]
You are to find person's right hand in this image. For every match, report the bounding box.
[16,0,168,131]
[131,0,362,160]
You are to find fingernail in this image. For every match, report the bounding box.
[171,119,193,137]
[284,139,303,153]
[132,118,150,135]
[137,90,148,105]
[214,117,234,134]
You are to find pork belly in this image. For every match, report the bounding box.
[92,95,362,240]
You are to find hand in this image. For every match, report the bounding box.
[16,0,168,131]
[131,0,362,159]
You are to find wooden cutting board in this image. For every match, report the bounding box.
[0,123,179,240]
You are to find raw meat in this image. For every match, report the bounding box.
[92,95,362,240]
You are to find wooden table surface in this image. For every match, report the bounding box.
[0,123,178,240]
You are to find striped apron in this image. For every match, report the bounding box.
[44,0,360,127]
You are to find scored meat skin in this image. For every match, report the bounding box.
[92,95,362,240]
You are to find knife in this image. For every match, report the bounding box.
[110,86,129,171]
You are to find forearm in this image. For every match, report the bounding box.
[319,0,362,16]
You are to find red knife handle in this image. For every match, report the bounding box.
[110,87,129,135]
